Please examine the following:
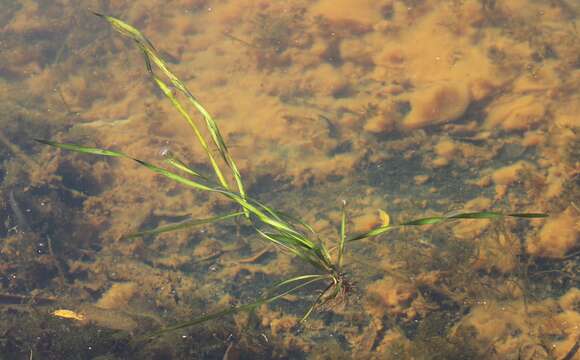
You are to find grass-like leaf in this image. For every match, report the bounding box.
[337,200,347,270]
[35,139,126,158]
[148,274,329,339]
[152,75,228,189]
[94,12,248,214]
[347,211,549,243]
[123,211,244,239]
[36,138,333,272]
[162,152,205,180]
[35,139,216,192]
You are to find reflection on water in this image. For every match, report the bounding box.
[0,1,578,359]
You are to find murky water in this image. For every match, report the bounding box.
[0,1,578,359]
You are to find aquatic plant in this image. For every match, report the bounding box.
[36,14,547,337]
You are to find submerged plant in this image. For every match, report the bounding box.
[36,14,547,337]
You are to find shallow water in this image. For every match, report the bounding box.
[0,1,578,359]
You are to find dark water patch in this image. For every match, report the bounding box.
[136,213,193,240]
[0,66,22,82]
[247,173,292,197]
[417,285,461,313]
[526,253,580,300]
[0,314,134,360]
[229,269,272,301]
[1,28,65,74]
[0,0,21,28]
[327,140,352,157]
[362,147,428,193]
[7,190,33,233]
[56,159,107,196]
[321,39,343,67]
[332,84,356,99]
[54,185,85,209]
[429,170,491,206]
[496,142,536,161]
[408,311,482,359]
[171,323,279,360]
[5,260,57,293]
[0,112,55,163]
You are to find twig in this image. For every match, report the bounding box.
[47,235,66,289]
[0,130,39,170]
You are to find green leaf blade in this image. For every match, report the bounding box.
[123,211,244,239]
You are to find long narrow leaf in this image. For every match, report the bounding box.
[267,274,330,296]
[123,211,244,239]
[347,211,548,243]
[35,139,125,158]
[35,139,217,192]
[255,229,330,271]
[149,275,328,338]
[221,191,317,248]
[337,200,347,270]
[275,210,316,234]
[152,75,229,189]
[300,281,338,324]
[96,13,248,214]
[38,139,330,269]
[162,154,205,179]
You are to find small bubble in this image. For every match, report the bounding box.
[160,147,172,158]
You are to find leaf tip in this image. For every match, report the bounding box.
[90,10,105,18]
[33,138,50,145]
